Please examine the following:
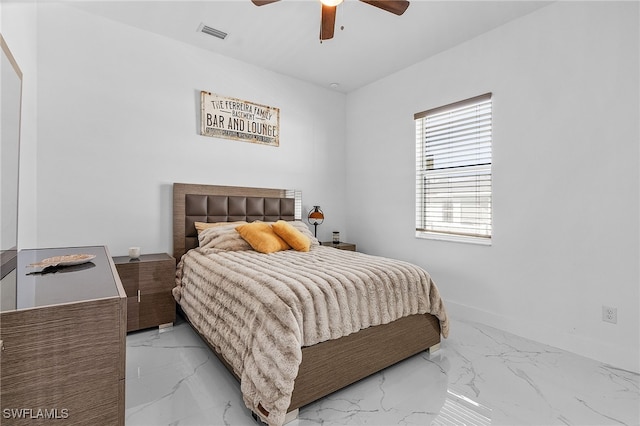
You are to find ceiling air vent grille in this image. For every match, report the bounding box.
[198,23,228,40]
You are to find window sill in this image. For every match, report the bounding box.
[415,231,492,246]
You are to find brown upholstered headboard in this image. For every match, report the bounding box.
[173,183,301,260]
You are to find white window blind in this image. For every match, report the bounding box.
[415,93,492,242]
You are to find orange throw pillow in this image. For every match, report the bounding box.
[235,222,290,254]
[272,220,311,252]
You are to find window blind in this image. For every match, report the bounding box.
[415,93,492,241]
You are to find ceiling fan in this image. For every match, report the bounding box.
[251,0,410,41]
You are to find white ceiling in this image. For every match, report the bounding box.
[69,0,552,93]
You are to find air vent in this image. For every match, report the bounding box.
[198,23,228,40]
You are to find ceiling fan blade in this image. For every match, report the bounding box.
[251,0,280,6]
[359,0,410,16]
[320,4,336,40]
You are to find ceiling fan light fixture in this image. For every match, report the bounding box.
[252,0,410,41]
[320,0,343,7]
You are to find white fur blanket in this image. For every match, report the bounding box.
[173,245,448,426]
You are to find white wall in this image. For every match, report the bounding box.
[345,1,639,372]
[31,3,347,256]
[1,2,39,250]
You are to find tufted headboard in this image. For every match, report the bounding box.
[173,183,301,260]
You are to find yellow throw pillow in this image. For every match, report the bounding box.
[235,222,290,254]
[272,220,311,252]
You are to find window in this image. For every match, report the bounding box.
[415,93,492,244]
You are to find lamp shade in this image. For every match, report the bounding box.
[308,207,324,223]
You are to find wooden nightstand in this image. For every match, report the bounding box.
[321,241,356,251]
[112,253,175,332]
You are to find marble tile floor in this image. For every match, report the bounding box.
[125,316,639,426]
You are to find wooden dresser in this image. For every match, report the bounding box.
[0,246,126,426]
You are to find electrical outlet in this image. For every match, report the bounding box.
[602,306,617,324]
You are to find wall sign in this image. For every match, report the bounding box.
[200,91,280,147]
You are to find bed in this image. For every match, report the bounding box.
[172,183,449,426]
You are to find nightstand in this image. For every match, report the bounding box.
[112,253,175,332]
[321,241,356,251]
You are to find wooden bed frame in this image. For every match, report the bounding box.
[173,183,441,421]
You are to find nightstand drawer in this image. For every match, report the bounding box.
[113,253,175,332]
[139,292,176,330]
[138,259,175,293]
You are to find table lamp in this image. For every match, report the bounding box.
[307,206,324,237]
